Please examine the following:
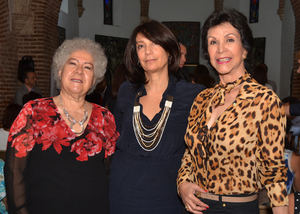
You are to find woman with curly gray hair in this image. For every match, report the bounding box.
[5,38,119,214]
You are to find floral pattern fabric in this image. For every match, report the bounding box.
[5,98,119,214]
[8,97,119,161]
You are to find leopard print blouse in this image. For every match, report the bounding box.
[177,77,288,207]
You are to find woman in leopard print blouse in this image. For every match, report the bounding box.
[177,9,288,214]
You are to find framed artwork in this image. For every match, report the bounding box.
[51,26,66,96]
[57,26,66,46]
[95,35,128,81]
[162,21,200,65]
[249,0,259,23]
[103,0,113,25]
[248,37,266,68]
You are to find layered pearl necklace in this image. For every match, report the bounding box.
[132,95,173,152]
[60,96,88,135]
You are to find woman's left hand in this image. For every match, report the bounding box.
[178,182,209,214]
[272,206,288,214]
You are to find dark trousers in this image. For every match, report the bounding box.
[184,198,259,214]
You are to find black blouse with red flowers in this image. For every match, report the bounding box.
[4,98,119,214]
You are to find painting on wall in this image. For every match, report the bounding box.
[162,21,200,65]
[51,26,66,96]
[248,37,266,69]
[249,0,259,23]
[57,26,66,46]
[103,0,113,25]
[95,35,128,82]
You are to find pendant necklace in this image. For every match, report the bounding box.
[60,96,88,135]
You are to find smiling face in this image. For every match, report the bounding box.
[207,22,247,83]
[135,33,169,75]
[59,50,95,97]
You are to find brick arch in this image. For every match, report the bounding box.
[0,0,62,127]
[290,0,300,98]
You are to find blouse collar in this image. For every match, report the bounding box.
[136,75,177,99]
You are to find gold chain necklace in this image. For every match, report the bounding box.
[132,95,173,151]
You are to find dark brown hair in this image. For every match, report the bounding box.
[124,20,181,86]
[18,56,35,83]
[201,9,253,62]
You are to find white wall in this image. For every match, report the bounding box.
[250,0,282,96]
[79,0,139,39]
[58,0,79,39]
[59,0,291,97]
[52,0,80,96]
[79,0,214,50]
[230,0,283,96]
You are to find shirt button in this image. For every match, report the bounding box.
[222,203,226,207]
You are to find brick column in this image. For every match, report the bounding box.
[0,0,18,126]
[290,0,300,99]
[277,0,285,20]
[78,0,85,18]
[140,0,150,23]
[0,0,62,127]
[214,0,224,12]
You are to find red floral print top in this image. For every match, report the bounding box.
[8,97,119,161]
[5,98,119,214]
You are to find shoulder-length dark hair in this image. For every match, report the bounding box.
[201,9,254,62]
[124,20,181,86]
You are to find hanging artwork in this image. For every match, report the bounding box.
[249,0,259,23]
[57,26,66,46]
[103,0,113,25]
[248,37,266,70]
[162,21,200,65]
[95,35,128,76]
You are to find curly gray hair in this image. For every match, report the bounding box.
[52,37,107,92]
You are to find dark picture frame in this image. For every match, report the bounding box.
[95,35,128,77]
[103,0,113,25]
[248,37,266,69]
[162,21,200,65]
[57,26,66,46]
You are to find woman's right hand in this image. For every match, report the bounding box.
[178,182,209,214]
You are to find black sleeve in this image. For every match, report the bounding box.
[4,103,35,214]
[4,149,29,214]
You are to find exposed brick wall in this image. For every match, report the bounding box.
[291,0,300,99]
[0,0,62,127]
[0,0,18,128]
